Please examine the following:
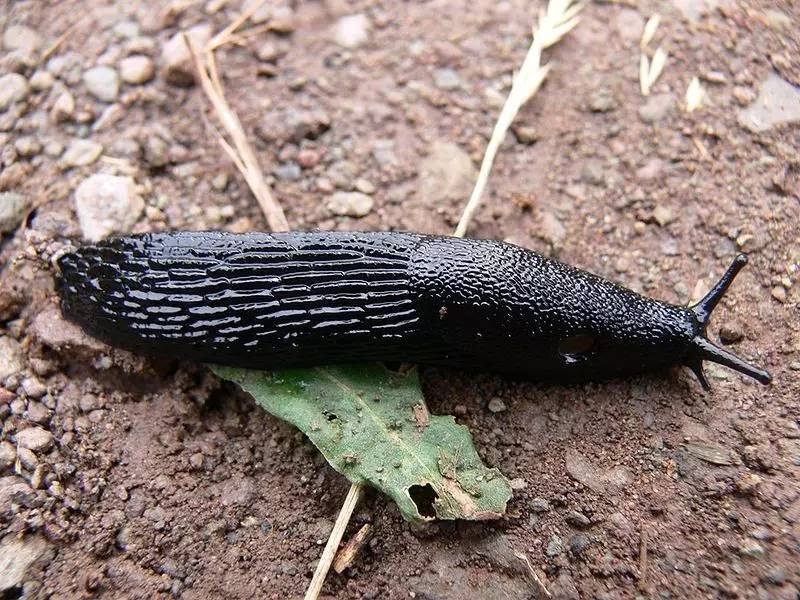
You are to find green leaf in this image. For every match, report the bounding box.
[211,364,512,523]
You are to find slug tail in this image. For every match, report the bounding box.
[686,254,772,387]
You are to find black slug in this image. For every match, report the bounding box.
[56,231,772,388]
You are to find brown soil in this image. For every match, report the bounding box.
[1,1,798,599]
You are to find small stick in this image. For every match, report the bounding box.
[515,551,552,598]
[454,0,583,238]
[304,483,364,600]
[638,526,649,589]
[333,523,373,574]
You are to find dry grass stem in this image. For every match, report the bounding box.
[515,551,552,598]
[305,484,365,600]
[185,1,289,231]
[454,0,583,237]
[685,76,705,112]
[332,523,374,574]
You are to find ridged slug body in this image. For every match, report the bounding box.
[57,231,771,388]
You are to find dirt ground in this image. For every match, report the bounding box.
[1,0,799,598]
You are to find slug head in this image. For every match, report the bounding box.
[684,254,772,389]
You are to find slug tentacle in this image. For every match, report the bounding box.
[685,254,772,388]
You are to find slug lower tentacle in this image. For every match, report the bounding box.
[56,231,772,387]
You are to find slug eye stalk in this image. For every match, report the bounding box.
[687,254,772,389]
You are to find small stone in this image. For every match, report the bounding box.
[0,336,24,380]
[763,9,791,30]
[119,55,154,84]
[161,24,212,87]
[566,510,591,528]
[274,162,301,181]
[615,9,644,42]
[546,535,564,557]
[568,533,590,555]
[21,377,46,399]
[580,160,605,186]
[771,286,786,303]
[143,135,169,168]
[3,25,42,56]
[738,540,764,557]
[0,73,30,111]
[189,452,204,469]
[296,148,320,168]
[241,0,273,23]
[418,141,477,205]
[530,498,551,513]
[16,447,37,470]
[211,173,229,191]
[62,139,103,167]
[0,192,29,234]
[25,402,49,425]
[433,68,460,90]
[327,191,373,217]
[257,108,331,144]
[354,178,376,194]
[83,65,120,102]
[588,88,617,112]
[0,534,51,593]
[636,158,664,181]
[14,136,42,158]
[719,324,744,345]
[51,91,76,122]
[487,397,507,413]
[16,427,54,453]
[652,204,674,226]
[739,73,800,133]
[512,124,539,144]
[0,442,15,470]
[255,41,285,63]
[74,174,144,241]
[29,70,54,91]
[764,567,787,585]
[334,14,370,48]
[267,5,295,33]
[639,93,674,123]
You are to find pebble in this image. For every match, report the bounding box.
[652,204,675,226]
[119,55,155,84]
[639,93,674,123]
[566,510,591,528]
[771,286,786,303]
[0,534,51,594]
[566,448,632,493]
[16,447,37,470]
[29,70,54,91]
[738,540,764,557]
[51,91,76,122]
[0,336,24,380]
[83,65,120,102]
[257,108,331,144]
[615,9,644,42]
[0,442,15,470]
[588,87,617,112]
[0,73,30,111]
[274,162,301,181]
[546,534,564,557]
[719,324,744,345]
[487,397,507,413]
[418,141,477,205]
[739,73,800,133]
[512,124,539,144]
[255,41,285,63]
[433,68,460,90]
[354,178,376,194]
[21,377,46,399]
[15,136,42,157]
[0,191,29,234]
[62,139,103,167]
[161,24,212,87]
[580,160,605,186]
[530,498,551,513]
[327,191,373,217]
[568,533,590,555]
[16,426,54,453]
[334,14,370,48]
[74,173,144,241]
[3,24,42,56]
[25,401,50,425]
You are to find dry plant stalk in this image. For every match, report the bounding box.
[515,551,552,598]
[454,0,583,238]
[639,15,667,96]
[185,0,289,232]
[304,484,365,600]
[332,523,374,574]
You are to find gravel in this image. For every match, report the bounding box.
[327,191,374,217]
[334,14,370,48]
[83,65,120,102]
[161,24,212,87]
[639,93,674,123]
[62,139,103,167]
[487,397,507,413]
[0,73,30,111]
[119,55,155,84]
[16,426,54,453]
[74,173,144,241]
[51,91,76,122]
[418,141,477,205]
[739,73,800,132]
[0,336,24,380]
[0,191,29,234]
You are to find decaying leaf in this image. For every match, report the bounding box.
[212,364,512,522]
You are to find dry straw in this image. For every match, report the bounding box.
[454,0,583,238]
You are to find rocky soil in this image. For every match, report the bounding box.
[1,0,798,599]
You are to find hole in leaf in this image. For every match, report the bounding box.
[323,411,338,422]
[408,483,438,519]
[558,333,596,363]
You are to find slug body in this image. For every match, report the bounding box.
[57,231,771,387]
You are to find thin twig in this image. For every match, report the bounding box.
[185,31,289,231]
[638,526,649,589]
[305,483,364,600]
[515,551,552,598]
[333,523,373,574]
[454,0,583,238]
